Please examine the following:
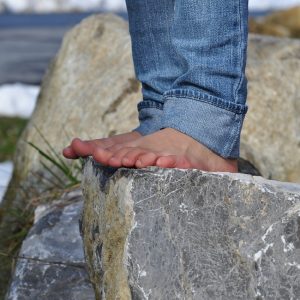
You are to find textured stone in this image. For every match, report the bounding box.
[2,14,300,295]
[6,189,95,300]
[2,13,139,210]
[249,6,300,39]
[1,14,140,290]
[242,34,300,183]
[81,158,300,299]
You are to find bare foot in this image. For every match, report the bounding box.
[92,128,237,172]
[62,131,142,159]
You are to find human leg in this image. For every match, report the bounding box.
[63,0,177,159]
[97,0,249,170]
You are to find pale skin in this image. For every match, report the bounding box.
[62,128,238,172]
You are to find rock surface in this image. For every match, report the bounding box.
[6,189,95,300]
[81,158,300,299]
[7,13,139,203]
[1,14,140,293]
[249,6,300,39]
[243,34,300,182]
[2,13,300,296]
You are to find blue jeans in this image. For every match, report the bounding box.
[125,0,249,158]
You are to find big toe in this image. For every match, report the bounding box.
[71,138,94,157]
[62,146,78,159]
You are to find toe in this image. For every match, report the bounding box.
[121,148,147,167]
[156,155,193,169]
[136,152,158,168]
[71,138,95,157]
[156,155,194,169]
[107,147,134,168]
[62,146,78,159]
[92,147,114,165]
[156,156,177,168]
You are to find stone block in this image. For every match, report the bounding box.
[6,189,95,300]
[81,158,300,299]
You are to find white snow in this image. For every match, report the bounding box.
[249,0,300,11]
[0,0,126,13]
[0,83,39,202]
[0,0,299,13]
[0,161,13,203]
[0,83,39,118]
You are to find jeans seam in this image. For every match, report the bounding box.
[225,113,242,157]
[234,0,244,105]
[163,91,247,115]
[138,100,164,111]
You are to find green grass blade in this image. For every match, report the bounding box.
[40,161,66,188]
[32,125,70,171]
[27,141,78,184]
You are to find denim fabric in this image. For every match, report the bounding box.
[125,0,249,158]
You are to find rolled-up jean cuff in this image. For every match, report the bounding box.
[133,100,164,136]
[161,94,247,159]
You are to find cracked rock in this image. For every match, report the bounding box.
[81,158,300,300]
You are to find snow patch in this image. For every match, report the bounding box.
[0,83,39,118]
[0,161,13,203]
[0,0,300,13]
[249,0,300,11]
[0,0,127,13]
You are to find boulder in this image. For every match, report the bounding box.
[6,189,95,300]
[243,34,300,183]
[9,13,139,202]
[249,6,300,39]
[0,14,140,294]
[81,158,300,299]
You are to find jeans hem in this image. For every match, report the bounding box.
[134,101,164,136]
[163,89,248,115]
[137,99,164,111]
[161,96,246,158]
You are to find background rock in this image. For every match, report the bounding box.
[243,34,300,182]
[11,13,139,195]
[0,14,140,295]
[6,189,95,300]
[249,6,300,38]
[81,159,300,300]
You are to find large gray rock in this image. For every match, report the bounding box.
[81,158,300,299]
[6,189,95,300]
[242,34,300,183]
